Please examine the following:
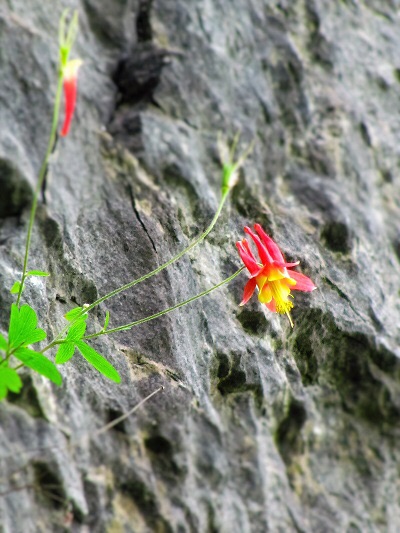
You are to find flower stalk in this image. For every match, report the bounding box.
[39,190,231,354]
[84,190,230,314]
[39,134,253,355]
[16,72,64,307]
[83,267,245,340]
[218,132,254,195]
[15,10,80,307]
[50,134,254,325]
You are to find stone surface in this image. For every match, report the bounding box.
[1,0,400,532]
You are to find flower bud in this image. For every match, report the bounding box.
[218,132,254,194]
[60,59,83,137]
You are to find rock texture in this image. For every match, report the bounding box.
[1,0,400,531]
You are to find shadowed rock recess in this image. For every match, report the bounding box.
[1,1,400,531]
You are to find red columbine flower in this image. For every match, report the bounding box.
[236,224,316,327]
[60,59,82,137]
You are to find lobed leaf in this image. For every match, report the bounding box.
[55,342,75,364]
[9,304,35,348]
[8,304,46,350]
[14,347,62,386]
[0,384,7,401]
[75,341,120,383]
[64,307,87,322]
[66,319,87,341]
[0,333,7,351]
[10,281,23,294]
[27,270,50,277]
[0,367,22,393]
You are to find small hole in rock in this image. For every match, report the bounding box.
[237,308,268,335]
[144,435,172,455]
[321,221,351,253]
[33,462,65,510]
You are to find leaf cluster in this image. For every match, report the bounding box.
[55,308,120,383]
[0,304,61,399]
[0,303,120,401]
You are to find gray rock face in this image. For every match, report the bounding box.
[1,1,400,531]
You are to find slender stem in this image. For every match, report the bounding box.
[83,266,245,340]
[0,386,163,463]
[84,190,230,315]
[40,190,230,353]
[16,69,64,307]
[91,386,164,437]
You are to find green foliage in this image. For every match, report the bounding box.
[66,319,87,340]
[55,342,75,364]
[75,341,120,383]
[218,133,254,195]
[10,281,23,295]
[8,304,46,351]
[55,316,87,364]
[27,270,50,277]
[0,333,7,351]
[0,8,241,405]
[0,305,61,399]
[55,313,119,381]
[64,307,87,322]
[10,272,48,295]
[55,310,119,381]
[0,368,22,399]
[103,311,110,332]
[13,347,62,386]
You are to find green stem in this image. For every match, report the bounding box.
[84,189,230,315]
[16,69,64,307]
[40,190,230,352]
[41,339,62,354]
[83,266,244,340]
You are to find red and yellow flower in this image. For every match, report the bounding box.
[236,224,316,326]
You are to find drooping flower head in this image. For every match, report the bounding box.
[60,59,82,137]
[58,9,81,137]
[236,224,316,327]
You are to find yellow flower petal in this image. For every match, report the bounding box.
[258,284,272,304]
[269,279,294,315]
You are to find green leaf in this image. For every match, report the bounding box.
[14,347,62,386]
[0,333,7,351]
[0,384,7,401]
[103,311,110,331]
[54,318,86,364]
[55,342,75,364]
[8,304,46,350]
[64,307,88,322]
[66,319,87,341]
[10,281,22,294]
[75,341,120,383]
[27,270,50,277]
[0,367,22,393]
